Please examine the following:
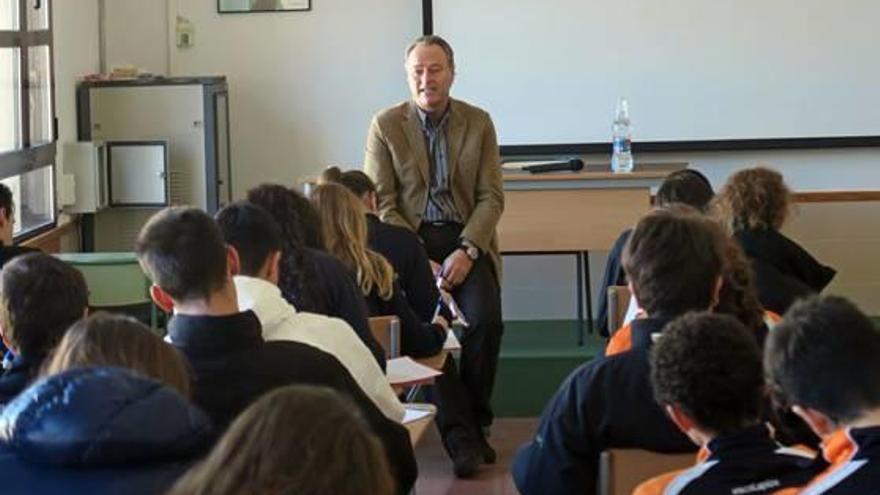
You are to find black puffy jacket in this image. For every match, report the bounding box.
[0,366,213,495]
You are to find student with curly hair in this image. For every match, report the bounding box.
[633,312,817,494]
[513,207,727,495]
[713,166,835,314]
[247,184,385,368]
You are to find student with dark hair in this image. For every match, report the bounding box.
[135,207,416,494]
[215,201,404,422]
[0,253,88,403]
[43,312,192,397]
[168,385,395,495]
[512,207,727,495]
[605,232,770,356]
[0,183,38,360]
[247,184,385,368]
[0,183,37,267]
[633,312,817,494]
[714,166,835,314]
[0,366,213,495]
[766,296,880,494]
[321,166,439,321]
[596,169,714,335]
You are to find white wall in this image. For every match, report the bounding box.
[103,0,169,75]
[98,1,880,317]
[53,0,100,178]
[168,0,421,197]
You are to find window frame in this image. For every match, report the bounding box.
[0,0,56,241]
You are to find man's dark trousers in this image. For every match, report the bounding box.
[418,221,504,434]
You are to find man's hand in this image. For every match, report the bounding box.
[440,249,474,290]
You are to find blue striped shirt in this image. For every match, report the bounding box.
[417,107,462,223]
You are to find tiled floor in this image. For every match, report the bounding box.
[414,418,538,495]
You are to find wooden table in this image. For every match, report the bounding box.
[497,163,685,341]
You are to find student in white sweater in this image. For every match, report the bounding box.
[215,200,405,422]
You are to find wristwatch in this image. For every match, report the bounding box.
[459,240,480,260]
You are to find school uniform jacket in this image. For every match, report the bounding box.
[734,228,835,314]
[512,317,695,495]
[634,424,818,495]
[788,426,880,495]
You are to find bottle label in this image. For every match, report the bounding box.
[613,137,631,154]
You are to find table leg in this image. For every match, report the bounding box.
[576,252,584,345]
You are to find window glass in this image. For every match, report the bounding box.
[26,0,47,31]
[27,44,51,144]
[0,47,21,152]
[1,164,54,236]
[0,0,18,30]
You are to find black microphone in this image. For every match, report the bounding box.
[522,158,584,174]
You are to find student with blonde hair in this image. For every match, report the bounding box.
[320,166,439,321]
[310,182,447,358]
[713,166,835,314]
[43,311,191,397]
[168,385,395,495]
[312,183,493,477]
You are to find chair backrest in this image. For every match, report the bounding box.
[598,448,695,495]
[368,315,401,358]
[607,285,632,336]
[54,252,158,328]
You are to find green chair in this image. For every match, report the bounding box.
[54,252,158,329]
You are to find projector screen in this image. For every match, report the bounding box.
[433,0,880,146]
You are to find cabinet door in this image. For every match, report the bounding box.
[90,85,206,208]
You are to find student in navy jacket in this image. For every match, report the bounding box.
[512,207,728,495]
[0,366,213,495]
[766,296,880,494]
[0,253,88,404]
[634,312,817,494]
[135,206,417,494]
[595,169,714,336]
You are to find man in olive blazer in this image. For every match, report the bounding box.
[364,98,504,281]
[364,35,504,478]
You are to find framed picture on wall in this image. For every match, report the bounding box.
[218,0,310,13]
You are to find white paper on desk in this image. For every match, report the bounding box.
[444,329,461,351]
[403,405,436,424]
[386,357,442,386]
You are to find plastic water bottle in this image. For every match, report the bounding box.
[611,98,634,173]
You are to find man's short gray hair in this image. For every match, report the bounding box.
[405,35,455,71]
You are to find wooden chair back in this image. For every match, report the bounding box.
[368,315,401,358]
[598,448,695,495]
[607,285,632,336]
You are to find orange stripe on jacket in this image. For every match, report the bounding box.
[605,323,633,356]
[796,428,858,493]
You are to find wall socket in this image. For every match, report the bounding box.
[176,16,195,49]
